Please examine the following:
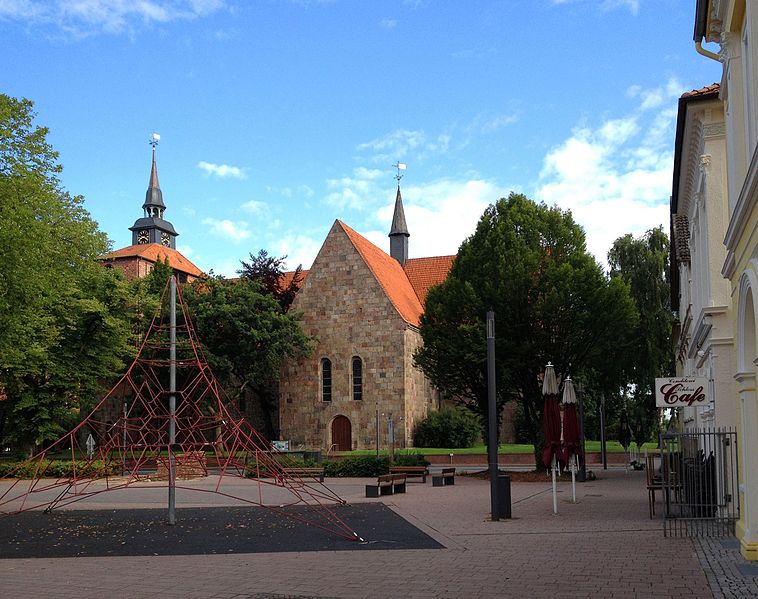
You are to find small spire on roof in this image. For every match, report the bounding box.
[389,162,409,265]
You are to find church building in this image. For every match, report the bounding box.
[278,185,455,451]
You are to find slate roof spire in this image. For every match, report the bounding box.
[389,174,410,266]
[129,135,178,249]
[143,147,166,216]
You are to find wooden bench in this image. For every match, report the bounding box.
[365,473,407,497]
[432,467,456,487]
[282,467,325,482]
[389,465,429,483]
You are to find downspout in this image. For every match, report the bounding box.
[696,40,720,62]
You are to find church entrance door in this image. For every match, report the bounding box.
[331,415,352,451]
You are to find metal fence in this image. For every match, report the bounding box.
[660,428,739,537]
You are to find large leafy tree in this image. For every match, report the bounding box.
[415,193,637,467]
[182,275,312,438]
[608,227,673,447]
[238,249,304,310]
[0,95,134,451]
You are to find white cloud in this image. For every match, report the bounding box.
[325,167,385,209]
[197,161,246,179]
[534,80,682,266]
[380,18,397,29]
[202,217,251,242]
[551,0,639,15]
[240,199,268,215]
[0,0,226,36]
[275,234,323,270]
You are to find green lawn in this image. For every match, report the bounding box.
[341,441,656,456]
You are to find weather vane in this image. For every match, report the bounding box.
[392,161,406,184]
[149,132,161,149]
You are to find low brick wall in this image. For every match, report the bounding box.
[425,452,630,467]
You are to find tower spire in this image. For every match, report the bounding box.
[129,133,178,248]
[389,161,409,265]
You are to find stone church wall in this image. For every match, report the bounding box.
[279,224,409,450]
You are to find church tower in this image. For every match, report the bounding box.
[388,164,409,265]
[129,137,178,249]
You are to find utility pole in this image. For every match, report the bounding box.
[168,276,177,525]
[486,311,499,521]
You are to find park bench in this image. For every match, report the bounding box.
[282,467,325,482]
[432,467,456,487]
[365,473,407,497]
[389,465,429,483]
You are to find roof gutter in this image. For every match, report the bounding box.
[694,0,720,62]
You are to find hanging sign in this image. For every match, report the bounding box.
[654,377,709,408]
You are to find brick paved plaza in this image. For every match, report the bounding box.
[2,468,757,598]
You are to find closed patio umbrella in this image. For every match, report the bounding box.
[562,377,582,503]
[541,362,561,514]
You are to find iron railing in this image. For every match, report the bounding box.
[660,428,739,537]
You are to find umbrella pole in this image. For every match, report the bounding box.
[571,454,576,503]
[552,455,558,515]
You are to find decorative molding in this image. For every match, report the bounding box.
[724,143,758,252]
[703,122,726,137]
[723,249,736,278]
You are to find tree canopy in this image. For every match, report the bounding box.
[415,193,637,466]
[182,275,313,438]
[0,95,134,451]
[608,227,673,447]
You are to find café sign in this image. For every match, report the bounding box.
[654,377,709,408]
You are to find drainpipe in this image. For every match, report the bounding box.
[695,41,720,62]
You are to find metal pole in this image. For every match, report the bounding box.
[486,311,499,521]
[122,400,128,474]
[168,276,177,525]
[375,401,379,457]
[600,393,607,470]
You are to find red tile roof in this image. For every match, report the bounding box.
[338,221,425,327]
[403,255,455,306]
[681,83,720,98]
[100,244,203,277]
[281,269,309,292]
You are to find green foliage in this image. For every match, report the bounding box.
[0,459,121,479]
[608,227,672,447]
[0,94,135,451]
[392,451,430,466]
[238,249,305,311]
[412,408,480,448]
[182,275,313,438]
[323,456,389,477]
[415,193,638,468]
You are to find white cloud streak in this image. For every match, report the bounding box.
[198,160,246,179]
[202,217,251,242]
[0,0,225,36]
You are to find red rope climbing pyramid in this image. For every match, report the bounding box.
[0,277,360,542]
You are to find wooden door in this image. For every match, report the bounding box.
[331,415,352,451]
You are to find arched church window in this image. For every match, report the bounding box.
[321,358,332,402]
[352,356,363,401]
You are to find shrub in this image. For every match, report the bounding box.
[393,451,430,466]
[412,408,480,448]
[323,456,388,477]
[0,459,120,479]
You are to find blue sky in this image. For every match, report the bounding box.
[2,0,721,276]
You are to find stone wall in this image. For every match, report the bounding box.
[280,223,415,450]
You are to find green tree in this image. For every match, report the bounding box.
[0,95,134,451]
[238,249,304,311]
[414,193,637,468]
[182,275,312,438]
[608,227,673,447]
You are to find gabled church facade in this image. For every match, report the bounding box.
[279,187,454,450]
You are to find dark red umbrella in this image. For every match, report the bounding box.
[541,363,562,469]
[562,377,582,503]
[541,363,561,514]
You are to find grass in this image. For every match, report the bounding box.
[338,441,657,456]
